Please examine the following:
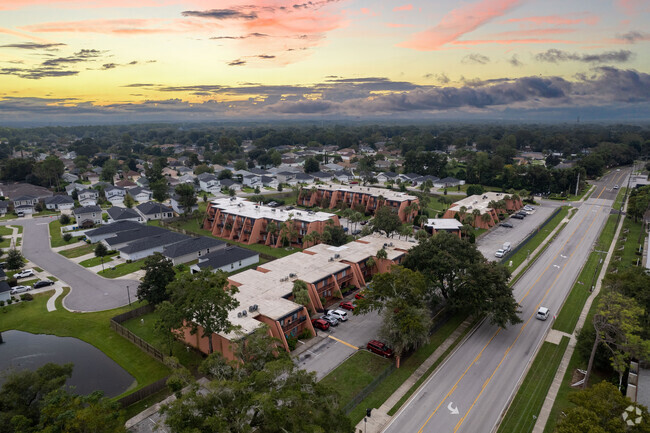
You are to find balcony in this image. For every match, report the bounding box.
[282,315,307,332]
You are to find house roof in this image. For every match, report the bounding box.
[73,205,101,215]
[44,195,74,205]
[311,171,333,179]
[197,172,218,181]
[13,195,37,202]
[128,186,151,197]
[196,246,258,270]
[295,173,313,180]
[162,236,225,258]
[115,179,137,188]
[380,171,399,178]
[439,177,460,183]
[105,185,126,193]
[86,220,142,237]
[0,281,10,294]
[219,179,239,187]
[137,201,174,215]
[1,183,52,200]
[107,206,141,221]
[119,231,188,254]
[0,201,8,209]
[425,218,463,230]
[104,225,169,247]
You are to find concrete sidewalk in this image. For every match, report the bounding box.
[353,317,474,433]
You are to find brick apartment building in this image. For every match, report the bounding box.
[443,192,523,229]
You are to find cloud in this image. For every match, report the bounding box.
[508,54,522,66]
[0,66,79,79]
[20,18,213,35]
[617,0,650,15]
[462,53,490,64]
[227,59,247,66]
[399,0,522,51]
[393,4,413,12]
[536,49,634,64]
[256,54,276,59]
[615,31,650,43]
[504,14,599,26]
[181,9,258,20]
[0,42,66,50]
[210,32,268,40]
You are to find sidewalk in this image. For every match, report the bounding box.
[532,200,628,432]
[353,317,474,433]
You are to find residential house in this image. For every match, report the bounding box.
[12,195,38,215]
[276,171,298,185]
[242,175,263,188]
[399,173,421,184]
[177,174,195,184]
[332,171,352,183]
[65,183,87,196]
[62,173,79,183]
[127,186,153,203]
[102,225,169,250]
[261,176,278,189]
[294,173,315,185]
[190,246,259,274]
[376,171,399,184]
[136,177,150,188]
[434,177,464,188]
[423,219,463,237]
[311,171,334,183]
[85,220,148,243]
[162,236,226,265]
[115,179,138,189]
[118,231,188,262]
[0,269,11,303]
[73,205,103,227]
[219,179,242,192]
[104,186,127,206]
[125,170,141,181]
[43,195,75,211]
[82,172,100,185]
[0,201,8,217]
[136,201,174,221]
[1,183,52,201]
[78,189,99,206]
[106,206,143,224]
[198,173,220,192]
[170,192,199,215]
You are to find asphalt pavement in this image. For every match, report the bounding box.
[383,168,629,433]
[3,216,139,312]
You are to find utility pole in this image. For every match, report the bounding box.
[575,171,580,197]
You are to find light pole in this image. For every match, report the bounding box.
[126,285,131,306]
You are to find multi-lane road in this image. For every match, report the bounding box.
[384,168,629,433]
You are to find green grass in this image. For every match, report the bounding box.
[49,220,82,248]
[0,226,13,236]
[0,238,11,248]
[98,259,146,278]
[611,217,645,270]
[79,254,117,268]
[20,278,39,286]
[498,337,570,433]
[506,206,569,272]
[346,313,467,424]
[122,310,205,372]
[59,243,95,258]
[320,351,392,406]
[12,225,23,234]
[0,288,169,398]
[47,276,58,282]
[34,267,43,272]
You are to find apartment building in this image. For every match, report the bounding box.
[297,184,419,223]
[443,192,523,229]
[179,234,414,359]
[203,197,340,248]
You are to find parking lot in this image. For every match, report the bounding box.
[476,200,564,261]
[294,300,384,380]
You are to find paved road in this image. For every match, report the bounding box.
[383,168,629,433]
[3,216,139,312]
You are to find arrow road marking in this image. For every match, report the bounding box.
[560,254,567,259]
[448,402,459,415]
[553,264,561,269]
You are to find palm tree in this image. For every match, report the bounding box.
[458,205,468,222]
[481,212,493,226]
[266,221,278,245]
[464,214,475,227]
[472,209,481,219]
[352,211,364,231]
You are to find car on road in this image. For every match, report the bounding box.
[330,309,348,322]
[10,285,30,295]
[495,249,505,258]
[367,340,393,357]
[321,314,339,326]
[516,211,527,217]
[15,269,35,279]
[355,291,365,299]
[536,307,550,321]
[511,214,524,220]
[499,222,513,228]
[32,280,54,289]
[311,318,330,331]
[523,205,534,211]
[339,301,355,311]
[614,184,619,190]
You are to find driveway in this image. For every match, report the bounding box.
[2,216,139,312]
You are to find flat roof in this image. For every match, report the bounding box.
[306,233,414,262]
[425,218,464,230]
[312,184,417,202]
[210,197,336,223]
[449,191,509,214]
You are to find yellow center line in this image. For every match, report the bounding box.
[328,335,358,350]
[415,176,616,433]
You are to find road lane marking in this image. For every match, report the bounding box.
[414,180,613,433]
[327,335,358,350]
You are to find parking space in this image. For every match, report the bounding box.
[476,200,563,260]
[294,301,384,380]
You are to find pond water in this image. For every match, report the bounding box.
[0,330,135,397]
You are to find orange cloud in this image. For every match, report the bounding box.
[453,38,576,45]
[399,0,522,51]
[504,14,599,26]
[491,28,577,38]
[0,27,54,43]
[393,4,413,12]
[21,18,218,35]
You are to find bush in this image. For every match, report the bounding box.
[287,336,298,351]
[20,293,33,301]
[299,328,312,340]
[62,233,72,242]
[7,277,17,287]
[126,259,132,263]
[469,232,476,244]
[466,184,485,196]
[7,299,12,305]
[0,300,4,306]
[59,214,71,225]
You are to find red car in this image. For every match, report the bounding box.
[339,301,355,311]
[311,318,330,331]
[354,292,365,300]
[367,340,393,357]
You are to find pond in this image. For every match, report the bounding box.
[0,330,135,397]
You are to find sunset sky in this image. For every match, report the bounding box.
[0,0,649,124]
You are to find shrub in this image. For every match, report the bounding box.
[7,277,17,287]
[287,336,298,351]
[7,299,12,305]
[62,233,72,242]
[126,259,132,263]
[299,328,312,340]
[20,293,33,301]
[0,300,4,306]
[59,214,71,225]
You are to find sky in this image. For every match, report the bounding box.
[0,0,649,125]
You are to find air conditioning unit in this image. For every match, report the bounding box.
[249,305,255,312]
[389,242,393,247]
[289,273,297,278]
[329,257,334,262]
[242,310,247,317]
[237,312,242,318]
[334,254,340,259]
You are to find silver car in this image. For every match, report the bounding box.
[10,285,30,295]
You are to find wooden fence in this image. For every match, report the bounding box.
[110,304,164,362]
[116,376,169,408]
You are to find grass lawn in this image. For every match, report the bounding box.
[506,206,569,272]
[12,225,23,234]
[497,337,569,433]
[0,214,18,221]
[49,220,83,248]
[320,351,392,406]
[122,309,205,372]
[47,276,58,282]
[611,216,646,270]
[346,313,468,424]
[0,288,169,398]
[0,226,13,236]
[0,238,11,248]
[59,242,96,258]
[98,258,146,278]
[19,278,39,286]
[79,253,117,268]
[34,266,43,272]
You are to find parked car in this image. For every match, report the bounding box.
[330,309,348,322]
[267,201,278,207]
[339,301,355,311]
[15,269,35,279]
[360,220,368,225]
[499,222,513,228]
[355,291,365,300]
[10,285,30,295]
[523,205,534,211]
[321,314,339,326]
[511,214,525,220]
[367,340,393,357]
[614,184,619,190]
[516,211,527,218]
[32,280,54,289]
[495,249,505,258]
[311,318,330,331]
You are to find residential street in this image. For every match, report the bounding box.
[2,216,139,312]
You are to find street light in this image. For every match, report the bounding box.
[126,285,131,306]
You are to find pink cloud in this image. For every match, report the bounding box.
[504,14,599,26]
[0,0,169,11]
[617,0,650,15]
[453,38,577,46]
[399,0,522,51]
[393,4,413,12]
[491,28,577,38]
[0,27,54,42]
[21,18,217,35]
[385,22,414,28]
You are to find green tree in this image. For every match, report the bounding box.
[217,169,232,180]
[303,157,320,173]
[234,160,247,171]
[292,280,311,307]
[194,164,213,175]
[154,300,184,356]
[34,156,64,189]
[123,194,135,209]
[94,242,108,272]
[100,159,119,184]
[372,205,402,237]
[6,248,24,271]
[39,389,126,433]
[150,177,169,202]
[166,269,240,354]
[174,183,197,215]
[137,252,175,306]
[322,221,348,246]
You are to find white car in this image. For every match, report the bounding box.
[10,285,30,295]
[536,307,550,321]
[495,249,505,258]
[15,269,35,279]
[329,309,348,322]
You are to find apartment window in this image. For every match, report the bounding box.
[239,261,242,266]
[207,248,210,254]
[231,263,234,269]
[198,251,201,257]
[341,269,346,277]
[292,313,298,320]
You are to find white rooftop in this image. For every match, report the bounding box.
[210,197,336,223]
[425,218,464,230]
[449,192,510,214]
[313,184,417,202]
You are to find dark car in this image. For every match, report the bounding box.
[367,340,393,357]
[311,318,330,331]
[339,301,355,311]
[499,222,513,228]
[516,211,527,218]
[360,220,368,225]
[32,280,55,289]
[511,214,524,220]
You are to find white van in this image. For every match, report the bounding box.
[495,249,505,258]
[502,242,511,253]
[536,307,550,321]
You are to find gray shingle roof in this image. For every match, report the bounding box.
[104,226,168,247]
[162,236,225,258]
[196,246,259,270]
[44,195,74,205]
[73,205,101,215]
[86,220,142,237]
[107,207,141,221]
[119,232,188,254]
[136,201,173,215]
